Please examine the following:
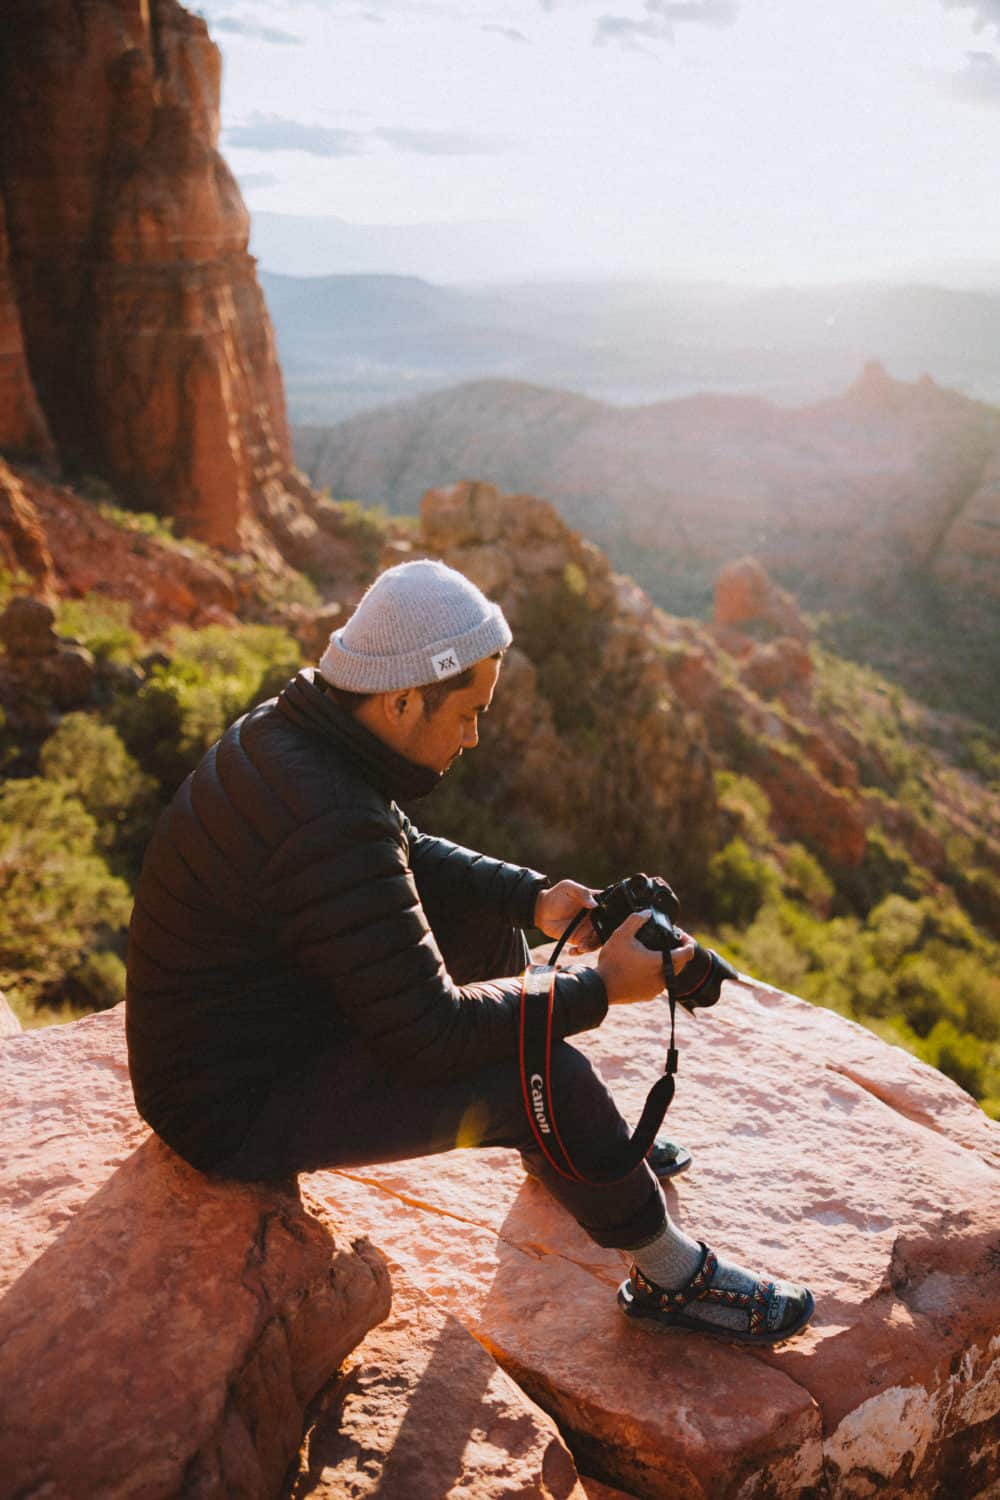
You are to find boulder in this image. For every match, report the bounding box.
[740,635,814,699]
[306,969,1000,1499]
[713,557,810,643]
[284,1276,590,1500]
[0,593,58,656]
[0,1006,391,1500]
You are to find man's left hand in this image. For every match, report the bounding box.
[534,880,600,951]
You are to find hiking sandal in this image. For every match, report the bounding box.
[618,1241,816,1345]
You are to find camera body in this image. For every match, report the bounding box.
[592,872,736,1010]
[591,872,683,955]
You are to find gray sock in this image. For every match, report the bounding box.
[626,1213,703,1288]
[627,1217,804,1335]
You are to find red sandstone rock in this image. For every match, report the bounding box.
[0,460,239,637]
[0,197,52,462]
[0,461,55,597]
[713,556,810,641]
[752,742,868,866]
[740,635,814,698]
[307,969,1000,1499]
[0,0,326,561]
[0,1007,391,1500]
[284,1275,590,1499]
[417,483,718,891]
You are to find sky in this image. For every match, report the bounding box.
[195,0,1000,284]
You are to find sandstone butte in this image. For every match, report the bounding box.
[2,969,998,1499]
[0,0,344,576]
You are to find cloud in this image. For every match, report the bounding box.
[226,114,369,155]
[237,171,281,189]
[482,23,530,43]
[374,126,510,154]
[938,48,1000,103]
[212,13,304,43]
[595,0,739,51]
[226,113,509,157]
[940,0,1000,35]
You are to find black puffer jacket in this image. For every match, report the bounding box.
[125,669,608,1168]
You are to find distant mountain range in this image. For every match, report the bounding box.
[261,270,1000,423]
[293,364,1000,722]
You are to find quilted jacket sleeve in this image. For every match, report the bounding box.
[403,816,548,934]
[261,800,607,1082]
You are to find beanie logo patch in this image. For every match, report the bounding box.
[431,649,461,681]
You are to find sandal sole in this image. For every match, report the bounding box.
[617,1277,816,1346]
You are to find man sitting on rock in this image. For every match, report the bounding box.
[126,558,814,1345]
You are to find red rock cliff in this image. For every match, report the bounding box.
[0,0,302,554]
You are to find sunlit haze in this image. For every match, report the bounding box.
[197,0,1000,284]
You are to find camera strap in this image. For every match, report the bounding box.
[518,962,678,1184]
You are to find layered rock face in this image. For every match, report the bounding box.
[0,0,319,557]
[309,964,1000,1499]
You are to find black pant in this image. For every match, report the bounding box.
[216,906,667,1249]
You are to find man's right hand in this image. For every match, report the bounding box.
[596,910,697,1006]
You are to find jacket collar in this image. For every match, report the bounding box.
[277,669,441,801]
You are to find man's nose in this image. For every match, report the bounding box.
[463,720,479,748]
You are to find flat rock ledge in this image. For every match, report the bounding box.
[0,1005,391,1500]
[304,970,1000,1500]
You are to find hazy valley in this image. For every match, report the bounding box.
[264,269,1000,423]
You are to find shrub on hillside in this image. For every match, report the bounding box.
[706,838,779,926]
[115,623,301,793]
[57,595,140,665]
[39,712,159,873]
[0,779,131,1014]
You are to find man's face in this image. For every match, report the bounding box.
[398,656,501,774]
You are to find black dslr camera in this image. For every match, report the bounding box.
[591,872,736,1011]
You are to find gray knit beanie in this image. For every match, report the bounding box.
[319,559,512,693]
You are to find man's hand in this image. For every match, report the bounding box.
[534,879,599,950]
[597,911,697,1005]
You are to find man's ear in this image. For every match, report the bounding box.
[383,687,416,724]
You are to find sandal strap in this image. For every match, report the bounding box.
[630,1243,778,1335]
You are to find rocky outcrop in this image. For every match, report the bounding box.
[0,594,97,740]
[0,0,341,569]
[713,556,810,644]
[0,1006,392,1500]
[309,962,1000,1500]
[409,481,718,892]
